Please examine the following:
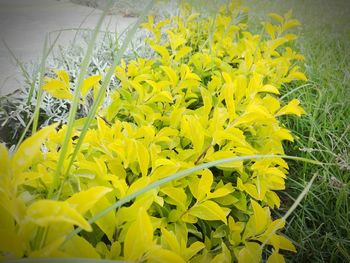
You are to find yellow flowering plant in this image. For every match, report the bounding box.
[0,1,313,262]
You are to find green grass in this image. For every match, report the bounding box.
[244,0,350,262]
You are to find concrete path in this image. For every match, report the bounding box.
[0,0,136,96]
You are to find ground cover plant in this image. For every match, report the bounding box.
[0,0,327,262]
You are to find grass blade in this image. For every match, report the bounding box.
[31,34,48,134]
[48,0,116,199]
[58,0,155,197]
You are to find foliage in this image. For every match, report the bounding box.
[0,1,308,262]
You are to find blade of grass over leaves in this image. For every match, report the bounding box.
[31,34,48,134]
[31,31,62,133]
[48,0,116,199]
[64,154,321,243]
[57,0,155,199]
[14,30,62,150]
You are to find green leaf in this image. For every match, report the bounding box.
[189,200,227,223]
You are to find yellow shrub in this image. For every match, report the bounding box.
[0,1,307,262]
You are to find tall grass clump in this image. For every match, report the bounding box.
[0,0,321,262]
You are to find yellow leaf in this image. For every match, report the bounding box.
[207,184,234,199]
[197,169,213,201]
[62,235,100,258]
[0,143,9,175]
[161,186,187,209]
[107,241,122,259]
[286,71,307,81]
[166,30,186,51]
[180,64,201,81]
[147,91,173,104]
[211,242,231,263]
[259,84,280,94]
[151,44,170,64]
[268,13,284,23]
[81,75,102,97]
[180,115,204,153]
[185,241,205,261]
[42,78,73,100]
[221,72,236,120]
[276,128,294,141]
[135,140,150,177]
[238,242,262,263]
[174,46,192,62]
[149,247,186,263]
[0,229,25,258]
[200,87,213,117]
[55,69,70,86]
[12,124,57,173]
[233,75,247,104]
[26,200,91,231]
[265,218,286,236]
[270,234,297,252]
[251,200,268,234]
[265,22,276,39]
[283,19,301,31]
[275,99,306,116]
[161,65,178,86]
[66,186,112,214]
[267,250,286,263]
[189,200,228,223]
[124,207,154,261]
[29,236,66,258]
[90,196,115,241]
[205,151,243,170]
[161,228,181,254]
